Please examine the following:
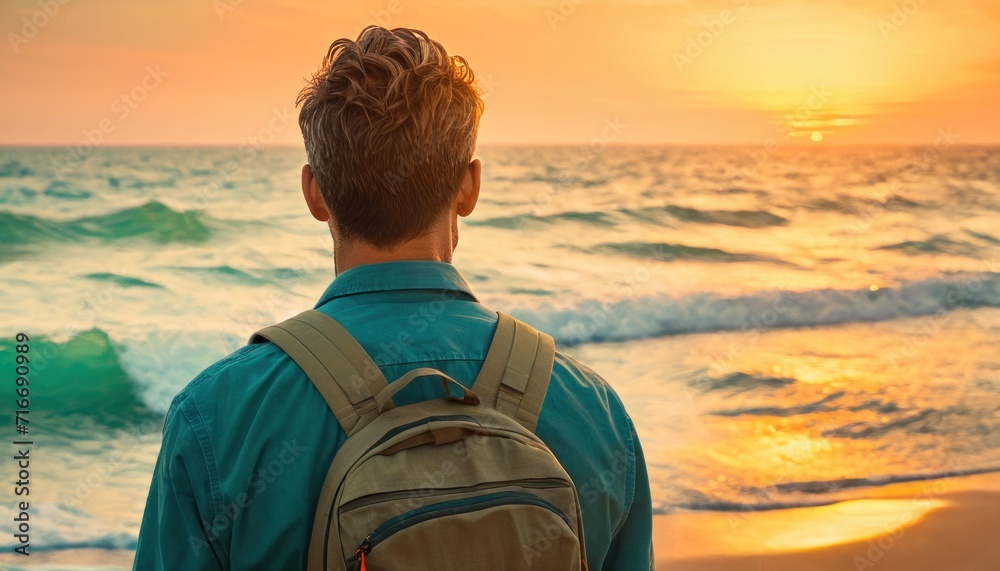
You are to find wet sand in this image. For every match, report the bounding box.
[654,472,1000,570]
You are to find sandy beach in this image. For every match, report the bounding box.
[654,472,1000,570]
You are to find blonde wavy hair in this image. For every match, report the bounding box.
[296,26,484,249]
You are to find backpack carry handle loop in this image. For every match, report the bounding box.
[375,367,480,413]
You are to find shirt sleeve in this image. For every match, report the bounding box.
[602,417,655,570]
[133,395,226,571]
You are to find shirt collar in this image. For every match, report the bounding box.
[314,260,480,308]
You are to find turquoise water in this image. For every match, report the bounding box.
[1,146,999,562]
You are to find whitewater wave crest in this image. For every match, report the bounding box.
[508,272,1000,345]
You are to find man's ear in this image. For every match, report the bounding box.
[301,164,330,222]
[457,159,481,217]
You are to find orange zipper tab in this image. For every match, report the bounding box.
[356,535,371,571]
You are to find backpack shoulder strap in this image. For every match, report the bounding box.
[249,310,389,436]
[471,312,556,433]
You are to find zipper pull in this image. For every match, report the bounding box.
[355,534,372,571]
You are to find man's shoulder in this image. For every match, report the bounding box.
[178,340,274,387]
[551,350,629,415]
[552,350,609,387]
[542,349,635,454]
[167,340,296,420]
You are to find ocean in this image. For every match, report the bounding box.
[1,145,999,564]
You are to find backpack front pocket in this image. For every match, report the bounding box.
[347,491,582,570]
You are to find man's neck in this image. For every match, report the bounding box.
[332,223,456,276]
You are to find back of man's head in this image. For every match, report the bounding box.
[297,26,484,249]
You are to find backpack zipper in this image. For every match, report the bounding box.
[355,534,372,571]
[338,477,570,514]
[348,491,571,563]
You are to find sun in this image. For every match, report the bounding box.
[810,132,824,142]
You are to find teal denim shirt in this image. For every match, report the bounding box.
[134,260,653,570]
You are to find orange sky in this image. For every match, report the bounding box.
[2,0,998,146]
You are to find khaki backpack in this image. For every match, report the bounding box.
[251,310,588,570]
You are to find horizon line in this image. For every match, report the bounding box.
[3,142,1000,150]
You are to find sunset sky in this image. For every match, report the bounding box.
[2,0,998,146]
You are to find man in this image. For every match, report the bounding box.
[134,26,653,570]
